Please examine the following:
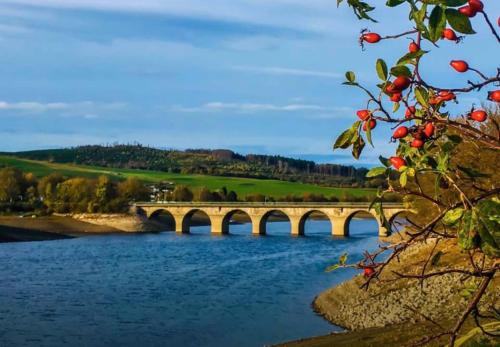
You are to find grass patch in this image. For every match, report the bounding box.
[0,155,376,199]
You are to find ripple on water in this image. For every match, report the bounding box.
[0,219,381,347]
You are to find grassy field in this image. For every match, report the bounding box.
[0,155,375,199]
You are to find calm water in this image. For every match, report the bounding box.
[0,219,382,347]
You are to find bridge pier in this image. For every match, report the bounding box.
[332,216,348,236]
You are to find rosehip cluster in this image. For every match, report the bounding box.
[459,0,484,18]
[356,109,377,131]
[385,76,411,103]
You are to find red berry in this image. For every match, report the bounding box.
[363,119,377,131]
[442,28,458,41]
[468,0,483,12]
[450,60,469,73]
[470,110,487,122]
[393,126,409,139]
[423,123,435,138]
[362,33,381,43]
[459,6,477,17]
[411,139,425,148]
[385,83,399,94]
[488,90,500,102]
[390,93,402,102]
[429,97,441,105]
[393,76,411,91]
[405,106,416,119]
[409,41,419,53]
[390,156,407,170]
[356,109,371,120]
[439,91,456,101]
[363,267,375,278]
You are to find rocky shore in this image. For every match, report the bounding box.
[278,236,499,347]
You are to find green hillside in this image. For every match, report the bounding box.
[0,155,375,199]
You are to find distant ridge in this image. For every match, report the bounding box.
[1,144,377,188]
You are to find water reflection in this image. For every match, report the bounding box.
[0,219,383,347]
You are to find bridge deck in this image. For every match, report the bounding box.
[135,201,405,208]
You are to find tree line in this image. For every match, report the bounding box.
[5,145,381,187]
[0,168,149,214]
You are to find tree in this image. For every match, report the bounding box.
[226,190,238,202]
[92,175,118,212]
[172,185,194,202]
[0,167,24,203]
[331,1,499,345]
[37,173,65,211]
[118,177,150,202]
[56,178,95,213]
[196,187,214,202]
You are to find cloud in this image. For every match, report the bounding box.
[171,101,351,114]
[0,100,126,116]
[3,0,343,35]
[231,65,342,79]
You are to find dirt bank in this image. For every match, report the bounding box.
[276,235,499,346]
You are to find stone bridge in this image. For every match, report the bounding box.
[134,202,407,237]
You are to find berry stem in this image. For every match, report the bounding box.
[381,29,418,40]
[469,67,489,81]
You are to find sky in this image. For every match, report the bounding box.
[0,1,499,165]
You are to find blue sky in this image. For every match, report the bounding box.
[0,1,498,165]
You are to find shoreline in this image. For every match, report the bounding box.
[275,236,499,347]
[0,212,359,243]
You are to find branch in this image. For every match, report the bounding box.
[481,11,500,43]
[448,273,495,346]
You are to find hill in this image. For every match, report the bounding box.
[1,145,376,188]
[0,155,376,200]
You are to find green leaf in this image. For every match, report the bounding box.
[428,5,446,42]
[397,50,427,65]
[386,0,406,6]
[379,155,391,167]
[345,71,356,83]
[445,0,467,6]
[325,264,340,272]
[366,166,387,178]
[415,86,429,106]
[445,8,475,34]
[352,136,365,160]
[430,251,443,266]
[475,200,500,257]
[399,170,408,187]
[390,65,412,78]
[366,120,374,147]
[333,128,355,150]
[376,59,388,81]
[458,210,480,250]
[443,208,464,226]
[393,102,400,113]
[457,165,490,178]
[339,253,348,265]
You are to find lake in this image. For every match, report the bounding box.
[0,218,382,347]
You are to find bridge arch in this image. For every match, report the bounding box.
[148,209,176,231]
[344,210,379,237]
[221,209,252,234]
[258,210,291,235]
[298,210,332,236]
[388,210,414,234]
[181,209,212,234]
